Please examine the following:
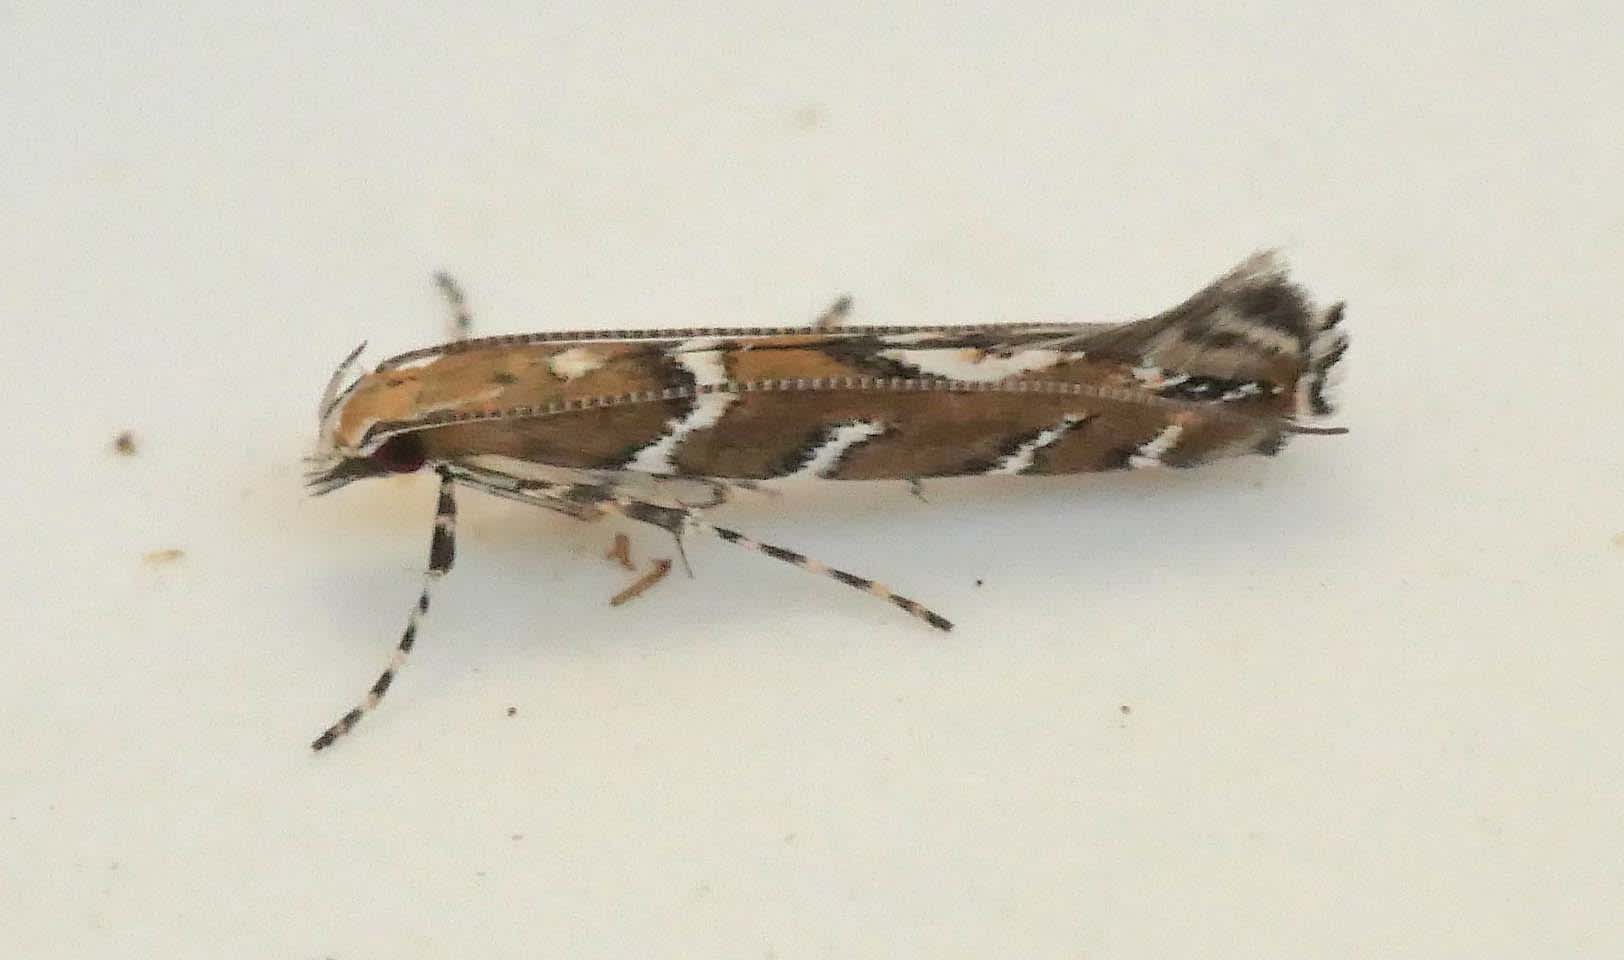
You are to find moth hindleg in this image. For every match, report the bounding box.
[567,487,953,632]
[444,466,944,626]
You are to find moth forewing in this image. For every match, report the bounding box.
[306,252,1347,749]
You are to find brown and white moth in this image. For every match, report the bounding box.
[305,252,1348,750]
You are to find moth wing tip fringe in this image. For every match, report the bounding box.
[1206,252,1352,423]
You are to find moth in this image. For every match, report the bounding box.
[305,252,1348,750]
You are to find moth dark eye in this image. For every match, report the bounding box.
[372,433,427,474]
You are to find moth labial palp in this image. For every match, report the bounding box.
[304,252,1349,749]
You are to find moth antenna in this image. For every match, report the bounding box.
[317,341,367,420]
[812,294,854,330]
[1281,421,1349,436]
[433,271,474,341]
[311,470,458,751]
[600,496,952,632]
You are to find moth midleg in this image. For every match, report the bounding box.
[653,475,779,506]
[432,271,474,340]
[445,467,949,627]
[311,469,458,751]
[441,465,672,602]
[572,488,954,632]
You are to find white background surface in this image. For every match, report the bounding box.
[4,3,1621,957]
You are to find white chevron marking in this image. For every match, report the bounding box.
[786,421,886,478]
[985,414,1086,475]
[624,349,734,474]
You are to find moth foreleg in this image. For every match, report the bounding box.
[311,469,458,751]
[589,492,953,632]
[432,271,474,341]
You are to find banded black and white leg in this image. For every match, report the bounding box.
[311,468,458,751]
[547,483,953,631]
[444,465,947,628]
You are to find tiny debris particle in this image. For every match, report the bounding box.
[605,532,635,571]
[790,103,827,129]
[975,578,984,587]
[610,558,672,607]
[112,431,137,456]
[142,548,185,565]
[1119,704,1131,715]
[506,706,517,717]
[510,833,524,842]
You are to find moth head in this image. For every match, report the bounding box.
[306,343,430,494]
[306,430,428,495]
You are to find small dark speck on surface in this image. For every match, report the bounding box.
[1119,704,1131,715]
[506,706,517,717]
[143,548,185,566]
[790,103,826,129]
[511,833,524,841]
[975,579,984,587]
[112,431,137,455]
